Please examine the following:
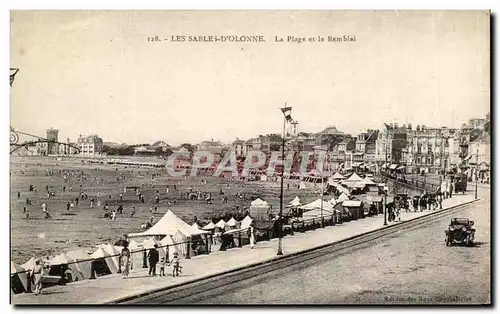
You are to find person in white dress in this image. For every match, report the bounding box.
[249,224,255,249]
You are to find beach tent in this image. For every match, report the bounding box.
[142,237,166,261]
[90,247,116,276]
[128,239,144,270]
[344,172,363,182]
[226,217,239,228]
[21,257,37,271]
[142,237,160,249]
[249,198,274,220]
[240,215,254,230]
[287,196,301,207]
[215,219,226,230]
[128,209,205,238]
[300,198,333,211]
[329,181,350,195]
[66,249,93,280]
[302,207,335,219]
[202,221,216,230]
[338,192,350,202]
[98,244,121,273]
[11,262,28,294]
[159,234,178,259]
[331,172,346,180]
[49,253,81,281]
[192,222,201,230]
[299,181,307,190]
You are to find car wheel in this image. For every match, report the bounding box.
[446,237,451,246]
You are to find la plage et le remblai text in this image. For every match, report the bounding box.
[147,35,357,43]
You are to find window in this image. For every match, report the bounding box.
[428,157,432,163]
[417,144,422,154]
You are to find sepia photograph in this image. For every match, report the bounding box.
[9,10,491,305]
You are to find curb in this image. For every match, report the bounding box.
[109,197,479,304]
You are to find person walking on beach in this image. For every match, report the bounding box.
[121,243,131,279]
[147,245,160,276]
[17,191,20,199]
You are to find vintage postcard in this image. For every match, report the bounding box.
[9,10,491,305]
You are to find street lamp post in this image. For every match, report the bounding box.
[278,105,293,256]
[475,148,478,200]
[383,186,388,226]
[320,174,324,228]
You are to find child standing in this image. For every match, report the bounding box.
[168,252,181,277]
[159,257,166,276]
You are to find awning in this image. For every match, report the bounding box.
[354,152,364,156]
[389,164,398,170]
[396,165,405,170]
[381,163,388,168]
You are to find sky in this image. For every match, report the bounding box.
[10,10,490,145]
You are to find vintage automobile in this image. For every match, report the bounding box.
[445,218,475,246]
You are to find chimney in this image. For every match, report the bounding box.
[408,123,412,130]
[394,123,399,129]
[416,125,420,131]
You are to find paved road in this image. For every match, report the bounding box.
[178,187,490,304]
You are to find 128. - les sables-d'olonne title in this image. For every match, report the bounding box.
[162,35,356,43]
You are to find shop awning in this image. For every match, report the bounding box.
[396,165,405,170]
[389,164,398,170]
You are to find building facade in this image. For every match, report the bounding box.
[78,134,104,157]
[403,125,453,174]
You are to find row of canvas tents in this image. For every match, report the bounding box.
[11,236,186,294]
[11,210,204,294]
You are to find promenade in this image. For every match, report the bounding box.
[12,193,476,305]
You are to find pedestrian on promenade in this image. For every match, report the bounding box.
[249,223,255,249]
[168,252,181,277]
[66,202,70,211]
[31,259,43,295]
[147,245,160,276]
[121,243,131,279]
[159,257,166,276]
[17,191,20,199]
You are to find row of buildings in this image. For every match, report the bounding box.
[21,128,104,157]
[18,113,490,181]
[225,113,490,177]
